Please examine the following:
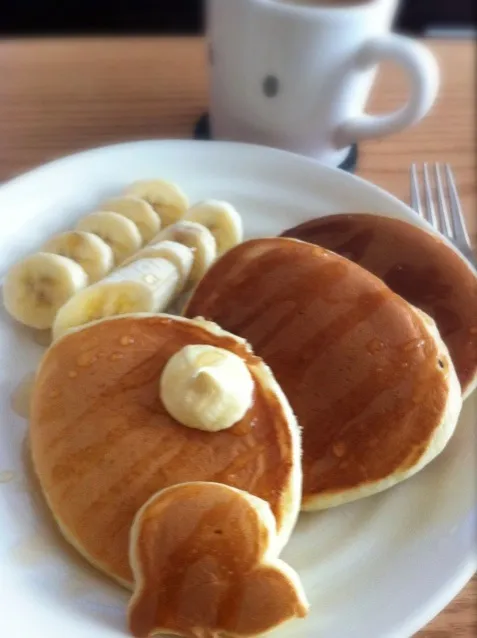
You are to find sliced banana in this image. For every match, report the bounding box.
[53,258,180,341]
[184,200,243,256]
[122,240,193,295]
[152,221,217,287]
[101,196,160,243]
[77,211,143,265]
[42,231,114,283]
[3,252,88,330]
[125,179,189,227]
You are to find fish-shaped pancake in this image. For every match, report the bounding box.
[128,482,308,638]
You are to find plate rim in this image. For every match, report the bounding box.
[0,138,475,638]
[3,138,474,274]
[0,138,416,219]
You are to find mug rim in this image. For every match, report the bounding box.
[255,0,396,16]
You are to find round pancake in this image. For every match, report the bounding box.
[186,238,462,510]
[30,314,302,586]
[282,214,477,398]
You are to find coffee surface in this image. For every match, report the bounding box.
[275,0,369,7]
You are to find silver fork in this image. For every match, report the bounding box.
[410,162,476,267]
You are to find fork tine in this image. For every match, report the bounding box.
[423,163,439,230]
[434,163,453,237]
[410,163,422,214]
[445,164,471,247]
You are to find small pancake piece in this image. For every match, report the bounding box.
[282,214,477,398]
[128,482,309,638]
[30,314,302,585]
[186,238,462,510]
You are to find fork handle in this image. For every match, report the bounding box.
[336,35,439,146]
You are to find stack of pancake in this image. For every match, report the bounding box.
[29,213,474,637]
[187,234,468,510]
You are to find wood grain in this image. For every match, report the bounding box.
[0,36,475,636]
[363,40,476,246]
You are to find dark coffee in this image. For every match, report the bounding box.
[276,0,369,6]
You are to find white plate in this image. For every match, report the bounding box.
[0,140,475,638]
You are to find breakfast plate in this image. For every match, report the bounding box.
[0,140,475,638]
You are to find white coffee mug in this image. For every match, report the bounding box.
[207,0,439,167]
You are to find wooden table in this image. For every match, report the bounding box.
[0,36,475,636]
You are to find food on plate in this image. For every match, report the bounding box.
[3,252,88,329]
[101,196,160,243]
[122,240,193,295]
[1,176,247,338]
[52,259,181,340]
[152,221,217,287]
[282,213,477,398]
[77,211,143,265]
[42,230,114,283]
[160,344,255,432]
[30,314,302,585]
[186,238,462,511]
[128,482,308,638]
[125,179,189,227]
[184,199,243,256]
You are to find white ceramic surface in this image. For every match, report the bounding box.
[207,0,439,167]
[0,140,475,638]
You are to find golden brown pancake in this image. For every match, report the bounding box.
[128,482,308,638]
[186,238,462,510]
[30,314,302,586]
[282,214,477,397]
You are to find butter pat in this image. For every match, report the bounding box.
[160,345,254,432]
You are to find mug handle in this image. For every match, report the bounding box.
[336,34,439,147]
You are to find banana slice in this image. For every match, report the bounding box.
[101,196,160,243]
[152,221,217,287]
[53,258,180,341]
[3,252,88,330]
[122,240,193,295]
[125,179,189,227]
[77,211,143,265]
[184,200,243,255]
[42,231,114,283]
